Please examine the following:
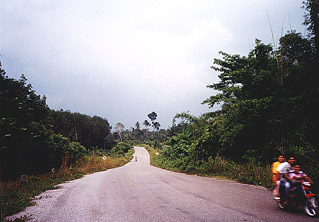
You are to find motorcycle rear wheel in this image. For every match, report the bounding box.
[304,196,319,217]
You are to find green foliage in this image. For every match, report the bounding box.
[303,0,319,57]
[1,176,61,216]
[0,62,111,180]
[48,110,111,150]
[48,134,87,166]
[148,26,319,189]
[201,33,319,164]
[209,156,273,188]
[109,141,131,157]
[147,111,160,131]
[1,68,50,178]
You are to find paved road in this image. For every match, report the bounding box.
[7,147,317,222]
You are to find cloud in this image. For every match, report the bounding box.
[0,0,305,128]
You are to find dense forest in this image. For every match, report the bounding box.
[0,68,114,179]
[1,1,319,189]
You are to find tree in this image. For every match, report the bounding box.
[135,121,140,130]
[91,116,111,149]
[303,0,319,57]
[114,122,125,142]
[134,121,141,139]
[143,120,150,137]
[0,63,87,179]
[143,120,150,128]
[202,29,319,164]
[203,39,289,159]
[48,110,111,149]
[0,65,51,178]
[153,122,161,130]
[147,111,157,123]
[147,111,161,133]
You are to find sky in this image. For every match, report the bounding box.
[0,0,306,129]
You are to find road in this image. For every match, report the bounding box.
[7,147,317,222]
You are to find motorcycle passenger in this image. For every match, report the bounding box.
[276,156,296,204]
[272,155,285,200]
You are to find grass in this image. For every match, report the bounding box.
[1,149,134,220]
[208,155,273,188]
[144,144,273,189]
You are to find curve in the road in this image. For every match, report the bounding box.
[7,147,315,222]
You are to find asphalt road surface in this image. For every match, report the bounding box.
[7,147,318,222]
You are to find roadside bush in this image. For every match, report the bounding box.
[149,146,273,189]
[110,142,131,157]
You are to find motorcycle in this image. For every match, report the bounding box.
[275,180,319,217]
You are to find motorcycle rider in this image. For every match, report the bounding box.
[276,156,296,204]
[272,155,285,200]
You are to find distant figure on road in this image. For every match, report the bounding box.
[135,156,137,161]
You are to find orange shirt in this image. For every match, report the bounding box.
[272,161,281,182]
[272,161,280,174]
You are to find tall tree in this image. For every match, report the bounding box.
[143,120,150,138]
[48,110,111,149]
[0,65,51,178]
[0,64,87,179]
[153,122,161,130]
[135,121,140,131]
[135,121,141,139]
[114,122,125,142]
[143,120,150,128]
[148,111,160,132]
[303,0,319,57]
[147,111,157,123]
[203,31,319,163]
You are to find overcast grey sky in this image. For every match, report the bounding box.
[0,0,306,129]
